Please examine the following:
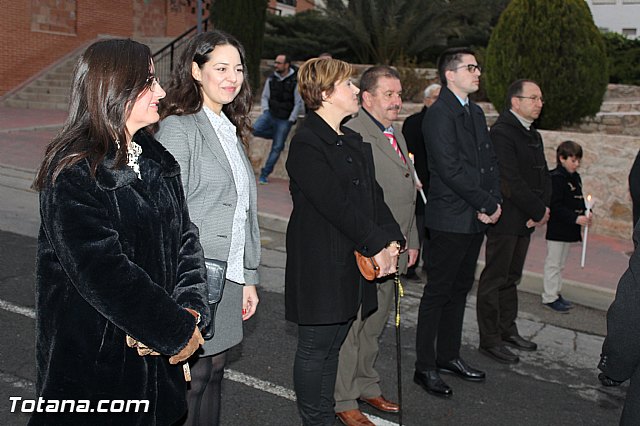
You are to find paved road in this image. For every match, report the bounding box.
[0,162,626,425]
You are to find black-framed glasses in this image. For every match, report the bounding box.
[453,64,482,73]
[146,75,161,92]
[516,95,544,104]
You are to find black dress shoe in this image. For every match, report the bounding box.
[413,370,452,398]
[479,345,519,364]
[503,334,537,351]
[436,358,486,382]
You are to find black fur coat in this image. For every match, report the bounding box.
[30,130,209,425]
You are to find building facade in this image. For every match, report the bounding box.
[0,0,200,97]
[586,0,640,38]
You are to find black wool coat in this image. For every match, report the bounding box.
[285,112,404,325]
[402,106,429,215]
[545,167,586,242]
[31,130,209,426]
[599,221,640,425]
[489,110,551,236]
[629,149,640,227]
[424,86,501,234]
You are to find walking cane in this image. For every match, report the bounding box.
[394,271,404,426]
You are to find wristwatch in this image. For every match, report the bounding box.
[386,241,401,250]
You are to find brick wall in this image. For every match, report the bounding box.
[133,0,167,37]
[0,1,195,97]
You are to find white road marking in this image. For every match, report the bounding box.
[224,369,399,426]
[2,299,400,425]
[0,372,35,391]
[0,298,35,319]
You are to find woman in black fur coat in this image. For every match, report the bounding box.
[29,39,209,425]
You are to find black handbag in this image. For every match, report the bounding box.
[202,258,227,340]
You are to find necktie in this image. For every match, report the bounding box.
[464,103,471,115]
[384,130,406,165]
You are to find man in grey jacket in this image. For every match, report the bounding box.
[334,65,419,426]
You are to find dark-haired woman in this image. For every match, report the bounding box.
[157,30,260,425]
[31,39,208,425]
[285,58,403,425]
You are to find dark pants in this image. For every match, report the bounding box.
[415,230,484,371]
[294,321,352,426]
[477,231,530,348]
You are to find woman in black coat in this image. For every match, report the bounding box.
[30,39,208,425]
[285,58,404,425]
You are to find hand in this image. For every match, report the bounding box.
[242,285,259,321]
[598,372,623,387]
[416,180,423,190]
[541,207,550,225]
[372,247,398,278]
[489,204,502,224]
[169,326,204,365]
[407,248,419,268]
[576,214,591,226]
[477,212,492,224]
[526,219,536,228]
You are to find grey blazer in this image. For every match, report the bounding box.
[346,108,419,272]
[156,110,260,285]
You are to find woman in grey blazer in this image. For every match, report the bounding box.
[156,30,260,426]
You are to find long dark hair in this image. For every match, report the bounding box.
[33,39,154,190]
[160,30,253,143]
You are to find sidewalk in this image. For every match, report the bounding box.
[0,106,631,311]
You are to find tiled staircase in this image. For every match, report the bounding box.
[1,37,173,110]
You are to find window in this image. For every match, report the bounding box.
[622,28,638,36]
[277,0,297,6]
[592,0,616,4]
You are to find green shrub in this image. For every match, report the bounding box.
[484,0,608,129]
[603,32,640,85]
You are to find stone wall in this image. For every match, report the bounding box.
[247,113,639,240]
[539,130,638,239]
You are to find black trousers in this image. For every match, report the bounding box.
[293,321,352,426]
[415,230,484,371]
[477,231,530,348]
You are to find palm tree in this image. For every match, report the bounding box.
[322,0,453,65]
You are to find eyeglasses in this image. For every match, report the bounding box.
[146,75,161,92]
[453,64,482,74]
[516,95,544,104]
[274,61,284,65]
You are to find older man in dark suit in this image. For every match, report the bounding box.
[476,79,551,365]
[414,47,501,398]
[334,65,420,426]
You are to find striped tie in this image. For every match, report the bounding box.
[384,130,406,165]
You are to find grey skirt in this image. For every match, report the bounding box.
[200,279,243,356]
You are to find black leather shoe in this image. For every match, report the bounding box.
[503,334,537,351]
[479,345,519,364]
[436,358,486,382]
[413,370,452,398]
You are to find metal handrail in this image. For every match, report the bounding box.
[152,17,209,83]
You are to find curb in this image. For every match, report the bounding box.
[476,261,615,312]
[257,211,614,312]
